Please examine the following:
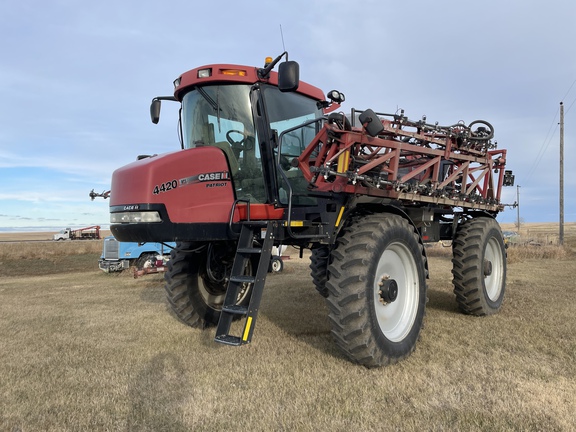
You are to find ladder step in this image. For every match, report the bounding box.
[230,275,255,284]
[214,335,243,346]
[222,305,248,315]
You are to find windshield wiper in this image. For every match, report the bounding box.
[196,86,222,131]
[196,86,218,112]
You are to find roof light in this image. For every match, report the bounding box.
[327,90,345,104]
[264,56,273,66]
[173,77,181,89]
[197,68,212,78]
[221,69,247,76]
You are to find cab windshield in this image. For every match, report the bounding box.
[181,83,322,204]
[182,84,265,202]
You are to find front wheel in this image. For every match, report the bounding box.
[326,213,427,367]
[452,216,506,315]
[164,242,254,327]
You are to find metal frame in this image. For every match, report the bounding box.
[297,111,508,212]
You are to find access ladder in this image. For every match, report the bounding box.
[214,221,274,345]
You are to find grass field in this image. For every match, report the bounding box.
[500,222,576,249]
[0,228,575,431]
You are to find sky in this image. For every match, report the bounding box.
[1,0,575,231]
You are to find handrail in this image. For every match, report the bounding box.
[228,198,251,238]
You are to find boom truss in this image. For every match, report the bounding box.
[297,109,512,212]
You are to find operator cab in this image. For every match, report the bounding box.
[152,54,327,208]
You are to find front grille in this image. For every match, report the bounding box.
[103,237,120,259]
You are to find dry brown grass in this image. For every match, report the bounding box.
[501,222,576,249]
[426,242,574,264]
[506,244,574,263]
[1,241,575,431]
[424,221,575,265]
[0,240,103,277]
[0,240,103,260]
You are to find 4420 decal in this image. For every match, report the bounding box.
[152,180,177,195]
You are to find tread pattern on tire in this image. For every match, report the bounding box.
[164,242,205,327]
[310,246,330,297]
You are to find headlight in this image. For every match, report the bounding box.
[110,211,162,223]
[197,68,212,78]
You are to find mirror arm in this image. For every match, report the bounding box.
[150,96,177,124]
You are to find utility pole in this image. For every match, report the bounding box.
[559,102,564,246]
[516,184,521,232]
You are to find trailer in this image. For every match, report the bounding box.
[53,225,101,241]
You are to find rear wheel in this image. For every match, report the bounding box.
[326,213,427,367]
[452,216,506,315]
[135,253,156,269]
[164,242,254,327]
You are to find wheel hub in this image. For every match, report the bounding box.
[378,275,398,304]
[483,259,493,277]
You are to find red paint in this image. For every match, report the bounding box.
[111,147,235,223]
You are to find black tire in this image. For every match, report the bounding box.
[326,213,427,367]
[135,253,156,269]
[310,246,330,297]
[452,216,506,315]
[164,242,254,328]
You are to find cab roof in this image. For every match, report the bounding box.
[173,63,325,101]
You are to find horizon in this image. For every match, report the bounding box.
[2,221,575,235]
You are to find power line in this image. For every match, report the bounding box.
[523,76,576,182]
[525,107,559,177]
[561,77,576,102]
[565,94,576,114]
[562,77,576,114]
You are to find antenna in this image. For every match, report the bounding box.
[280,25,286,53]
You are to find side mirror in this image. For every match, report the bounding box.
[278,61,299,92]
[150,96,177,124]
[150,99,161,124]
[359,109,384,137]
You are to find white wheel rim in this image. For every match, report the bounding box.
[373,242,419,342]
[198,275,225,307]
[198,261,252,308]
[484,237,504,301]
[272,260,281,272]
